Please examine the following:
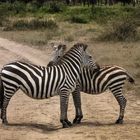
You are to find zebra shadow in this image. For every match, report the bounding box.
[76,121,140,127]
[7,122,62,133]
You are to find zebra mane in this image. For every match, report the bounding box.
[47,43,87,67]
[61,43,87,59]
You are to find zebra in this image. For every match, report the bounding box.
[50,44,135,124]
[0,43,99,128]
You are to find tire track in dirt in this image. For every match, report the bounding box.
[0,37,51,66]
[0,37,139,140]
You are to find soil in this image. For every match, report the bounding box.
[0,37,139,140]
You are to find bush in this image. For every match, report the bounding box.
[4,18,58,31]
[47,1,65,13]
[11,1,26,14]
[0,2,11,17]
[69,15,89,24]
[90,7,116,24]
[26,2,38,13]
[99,18,138,42]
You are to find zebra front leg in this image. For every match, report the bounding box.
[60,91,72,128]
[72,87,83,124]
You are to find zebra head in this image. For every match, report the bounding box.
[73,43,100,71]
[47,44,66,67]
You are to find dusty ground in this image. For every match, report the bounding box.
[0,38,139,140]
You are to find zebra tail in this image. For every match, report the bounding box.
[126,73,135,84]
[0,75,4,109]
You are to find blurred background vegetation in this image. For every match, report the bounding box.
[0,0,139,43]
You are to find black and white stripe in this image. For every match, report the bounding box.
[50,46,135,124]
[0,43,95,128]
[73,65,134,123]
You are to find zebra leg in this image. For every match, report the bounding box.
[72,87,83,124]
[115,95,127,124]
[111,89,127,124]
[1,88,16,125]
[1,97,10,124]
[59,90,72,128]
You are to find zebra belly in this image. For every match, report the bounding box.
[81,89,107,95]
[20,86,59,99]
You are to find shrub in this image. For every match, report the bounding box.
[47,1,65,13]
[11,1,26,14]
[99,18,138,42]
[26,2,38,13]
[5,18,58,31]
[0,2,11,17]
[69,15,89,24]
[90,7,116,24]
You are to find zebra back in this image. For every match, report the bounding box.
[80,65,134,94]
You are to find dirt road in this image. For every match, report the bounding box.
[0,38,139,140]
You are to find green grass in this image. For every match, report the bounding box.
[0,2,139,45]
[0,2,139,24]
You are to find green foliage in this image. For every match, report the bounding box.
[47,1,66,13]
[69,15,89,24]
[0,2,11,17]
[62,6,90,23]
[0,2,139,24]
[11,1,26,14]
[90,6,133,24]
[26,2,39,13]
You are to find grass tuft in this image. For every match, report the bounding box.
[98,18,139,42]
[3,18,58,31]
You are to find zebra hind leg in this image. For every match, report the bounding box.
[0,80,4,120]
[115,96,127,124]
[1,97,11,125]
[110,88,127,124]
[1,89,16,124]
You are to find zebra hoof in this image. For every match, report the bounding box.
[73,116,83,124]
[65,120,72,126]
[115,119,123,124]
[73,119,81,124]
[63,123,70,128]
[61,119,72,128]
[2,120,8,125]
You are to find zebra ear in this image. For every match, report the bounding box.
[63,45,67,51]
[83,44,88,51]
[58,44,67,51]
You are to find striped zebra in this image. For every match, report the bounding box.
[0,43,98,128]
[50,44,135,124]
